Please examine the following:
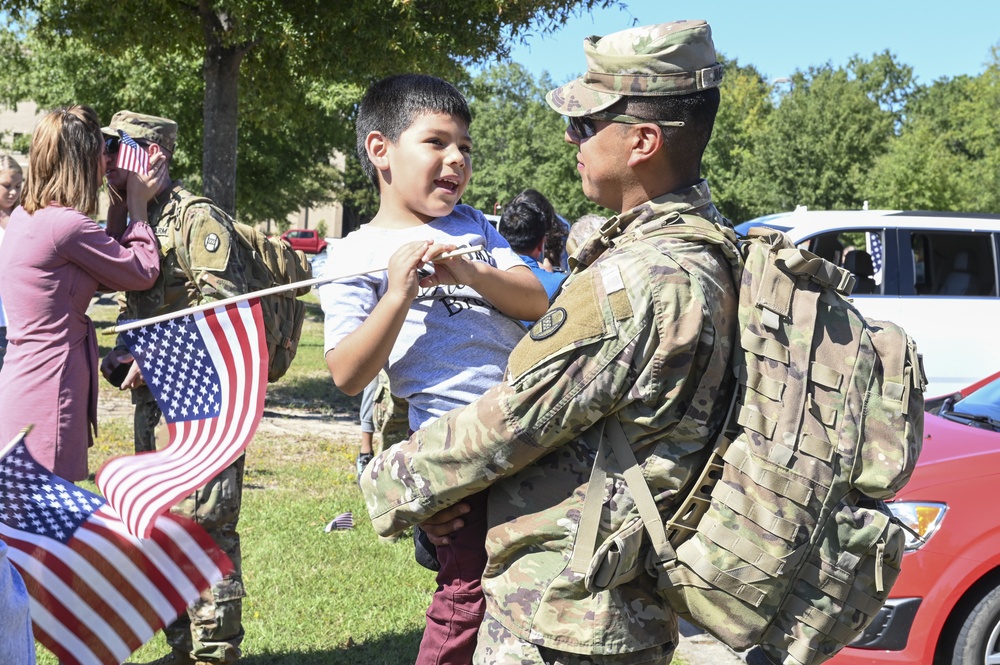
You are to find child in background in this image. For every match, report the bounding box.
[320,74,547,664]
[0,155,24,373]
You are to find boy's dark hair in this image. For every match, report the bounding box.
[498,189,555,254]
[356,74,472,191]
[608,87,720,175]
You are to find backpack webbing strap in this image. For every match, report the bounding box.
[666,537,768,606]
[713,483,799,542]
[722,445,813,505]
[570,420,609,575]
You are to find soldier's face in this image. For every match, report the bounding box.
[378,112,472,223]
[566,118,626,212]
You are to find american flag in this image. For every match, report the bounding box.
[96,300,267,539]
[866,231,884,275]
[0,431,232,665]
[324,512,354,532]
[115,131,150,176]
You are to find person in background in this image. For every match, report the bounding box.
[0,155,24,373]
[0,540,35,665]
[0,106,160,481]
[99,110,251,665]
[541,212,570,273]
[321,73,547,665]
[566,213,607,257]
[498,188,567,323]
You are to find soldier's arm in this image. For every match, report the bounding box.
[360,247,704,536]
[178,203,250,301]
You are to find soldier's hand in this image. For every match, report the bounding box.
[418,502,471,546]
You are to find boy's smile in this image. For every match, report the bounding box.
[377,111,472,226]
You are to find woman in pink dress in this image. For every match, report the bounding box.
[0,106,161,481]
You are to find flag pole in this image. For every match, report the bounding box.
[0,427,31,461]
[104,245,484,335]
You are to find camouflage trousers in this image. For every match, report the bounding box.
[474,612,675,665]
[134,388,245,663]
[370,370,409,453]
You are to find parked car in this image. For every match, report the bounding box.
[280,228,327,254]
[830,372,1000,665]
[736,209,1000,396]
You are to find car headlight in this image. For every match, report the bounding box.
[889,502,947,551]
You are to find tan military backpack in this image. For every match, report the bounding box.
[575,219,926,665]
[169,194,312,382]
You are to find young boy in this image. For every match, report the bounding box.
[320,74,548,664]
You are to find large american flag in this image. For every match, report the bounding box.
[0,431,232,665]
[96,300,266,539]
[115,130,150,176]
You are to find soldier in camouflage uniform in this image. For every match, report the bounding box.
[99,112,249,665]
[360,20,738,664]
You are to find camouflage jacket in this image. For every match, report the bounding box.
[121,183,249,322]
[360,181,740,656]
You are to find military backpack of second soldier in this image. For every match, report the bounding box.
[168,194,312,382]
[575,218,927,665]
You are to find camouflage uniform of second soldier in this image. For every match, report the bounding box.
[360,21,738,665]
[105,112,249,664]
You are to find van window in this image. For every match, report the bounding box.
[909,231,996,297]
[797,230,884,295]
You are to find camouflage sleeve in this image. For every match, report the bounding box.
[360,242,708,536]
[175,203,250,301]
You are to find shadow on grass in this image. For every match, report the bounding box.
[241,627,422,665]
[266,375,361,415]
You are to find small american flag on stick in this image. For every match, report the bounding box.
[0,430,232,665]
[115,130,150,176]
[96,299,267,539]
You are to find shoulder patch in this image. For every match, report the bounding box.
[186,207,232,271]
[530,308,567,340]
[508,270,608,381]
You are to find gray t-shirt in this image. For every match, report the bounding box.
[321,205,528,431]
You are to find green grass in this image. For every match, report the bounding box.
[35,296,435,664]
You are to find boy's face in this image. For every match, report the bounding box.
[379,112,472,223]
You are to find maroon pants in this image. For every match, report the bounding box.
[416,489,489,665]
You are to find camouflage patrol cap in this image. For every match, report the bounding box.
[102,111,178,152]
[546,20,723,117]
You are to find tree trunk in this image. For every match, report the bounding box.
[200,9,245,217]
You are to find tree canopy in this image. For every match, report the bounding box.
[0,0,616,220]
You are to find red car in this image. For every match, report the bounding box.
[831,372,1000,664]
[280,228,327,254]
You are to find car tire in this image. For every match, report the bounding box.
[951,583,1000,664]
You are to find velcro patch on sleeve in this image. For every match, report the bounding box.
[508,270,607,382]
[187,209,233,271]
[601,264,633,321]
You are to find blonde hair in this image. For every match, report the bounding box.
[22,106,103,216]
[0,155,22,178]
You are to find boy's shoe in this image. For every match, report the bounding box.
[355,452,374,480]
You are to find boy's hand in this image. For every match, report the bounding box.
[387,240,455,300]
[418,243,475,289]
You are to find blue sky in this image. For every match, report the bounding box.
[504,1,1000,86]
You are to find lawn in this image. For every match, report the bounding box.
[35,294,437,665]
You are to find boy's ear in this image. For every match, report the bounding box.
[365,131,390,170]
[626,124,665,168]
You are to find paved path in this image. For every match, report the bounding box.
[676,621,748,665]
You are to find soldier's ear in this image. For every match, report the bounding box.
[626,124,664,168]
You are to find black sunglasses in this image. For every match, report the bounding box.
[566,112,686,141]
[104,136,121,154]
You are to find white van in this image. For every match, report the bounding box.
[736,209,1000,397]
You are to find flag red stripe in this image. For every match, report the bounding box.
[16,563,121,665]
[31,623,81,665]
[80,517,189,613]
[3,531,145,652]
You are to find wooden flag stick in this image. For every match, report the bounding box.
[104,245,483,335]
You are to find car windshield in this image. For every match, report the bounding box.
[944,377,1000,430]
[734,214,792,236]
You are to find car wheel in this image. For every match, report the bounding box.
[952,584,1000,664]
